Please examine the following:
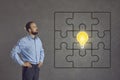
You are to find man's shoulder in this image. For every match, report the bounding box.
[19,35,41,42]
[19,36,28,42]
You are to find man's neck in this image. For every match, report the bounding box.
[29,33,36,39]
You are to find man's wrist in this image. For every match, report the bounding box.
[39,60,44,63]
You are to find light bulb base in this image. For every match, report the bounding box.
[81,46,84,49]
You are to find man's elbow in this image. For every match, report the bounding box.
[10,50,15,60]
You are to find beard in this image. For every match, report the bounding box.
[31,31,38,35]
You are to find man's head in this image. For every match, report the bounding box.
[25,21,38,35]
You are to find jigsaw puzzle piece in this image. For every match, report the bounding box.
[73,42,92,50]
[73,25,92,49]
[55,13,73,37]
[55,43,72,67]
[92,13,111,36]
[67,13,98,30]
[66,49,98,67]
[92,43,110,67]
[55,31,75,49]
[73,24,92,38]
[90,30,110,49]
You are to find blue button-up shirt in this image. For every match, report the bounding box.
[11,35,45,66]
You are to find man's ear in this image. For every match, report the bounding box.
[28,28,31,32]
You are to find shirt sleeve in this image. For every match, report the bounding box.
[39,39,45,63]
[10,39,24,66]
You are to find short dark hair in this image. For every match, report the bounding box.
[25,21,34,32]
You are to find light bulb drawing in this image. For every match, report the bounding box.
[76,31,89,49]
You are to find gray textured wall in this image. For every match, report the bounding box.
[0,0,119,80]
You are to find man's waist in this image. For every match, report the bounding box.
[24,61,39,65]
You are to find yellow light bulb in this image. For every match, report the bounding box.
[76,31,89,49]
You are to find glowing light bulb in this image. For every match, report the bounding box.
[76,31,89,49]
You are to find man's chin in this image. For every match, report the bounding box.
[32,32,38,35]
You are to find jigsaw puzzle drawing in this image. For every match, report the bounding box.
[54,12,111,68]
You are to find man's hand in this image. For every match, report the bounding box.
[23,62,32,68]
[38,62,43,68]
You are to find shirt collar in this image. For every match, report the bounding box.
[27,34,38,40]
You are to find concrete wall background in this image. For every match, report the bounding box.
[0,0,120,80]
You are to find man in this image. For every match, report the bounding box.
[11,21,45,80]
